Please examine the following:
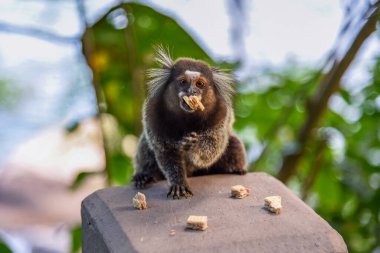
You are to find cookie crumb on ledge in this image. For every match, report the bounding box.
[133,192,147,210]
[231,185,251,199]
[264,195,282,214]
[186,215,208,231]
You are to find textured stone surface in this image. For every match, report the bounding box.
[81,172,348,253]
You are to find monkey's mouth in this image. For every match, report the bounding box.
[180,97,195,113]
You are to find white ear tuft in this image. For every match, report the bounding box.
[212,68,235,106]
[146,46,174,97]
[153,45,174,69]
[146,68,171,97]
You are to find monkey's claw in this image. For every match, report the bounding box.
[227,167,248,175]
[132,172,154,189]
[180,132,198,151]
[167,184,193,199]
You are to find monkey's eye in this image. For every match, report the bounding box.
[179,79,186,85]
[196,81,205,88]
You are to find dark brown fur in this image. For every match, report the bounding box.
[132,48,247,199]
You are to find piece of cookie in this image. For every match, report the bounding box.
[231,185,251,199]
[132,192,147,210]
[186,215,208,231]
[190,96,205,111]
[183,95,205,111]
[264,195,282,214]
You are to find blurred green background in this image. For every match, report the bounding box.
[0,1,379,252]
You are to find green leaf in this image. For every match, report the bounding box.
[70,172,100,190]
[0,241,11,253]
[71,225,82,253]
[108,153,134,186]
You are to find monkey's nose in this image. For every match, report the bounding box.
[188,85,201,96]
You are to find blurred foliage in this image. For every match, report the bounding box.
[70,171,101,191]
[71,225,82,253]
[77,2,380,253]
[236,62,380,252]
[0,241,11,253]
[0,79,22,109]
[317,60,380,252]
[235,64,322,174]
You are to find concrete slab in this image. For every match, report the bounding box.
[81,172,348,253]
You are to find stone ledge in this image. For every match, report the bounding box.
[81,172,348,253]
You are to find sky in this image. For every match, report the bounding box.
[146,0,342,66]
[0,0,345,69]
[0,0,379,165]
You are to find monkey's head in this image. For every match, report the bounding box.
[146,46,234,116]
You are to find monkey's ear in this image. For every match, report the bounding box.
[153,45,174,69]
[211,67,235,106]
[146,45,173,97]
[211,67,221,73]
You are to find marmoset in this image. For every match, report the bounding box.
[132,47,247,199]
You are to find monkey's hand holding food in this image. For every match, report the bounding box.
[180,132,199,151]
[182,95,205,111]
[167,183,193,199]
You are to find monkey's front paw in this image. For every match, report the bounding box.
[180,132,198,151]
[227,167,248,175]
[167,184,193,199]
[132,172,155,189]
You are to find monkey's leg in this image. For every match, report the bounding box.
[154,147,193,199]
[207,134,248,175]
[132,134,164,189]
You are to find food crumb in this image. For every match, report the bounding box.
[183,95,205,111]
[231,185,251,199]
[186,215,208,231]
[132,192,147,210]
[264,195,282,214]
